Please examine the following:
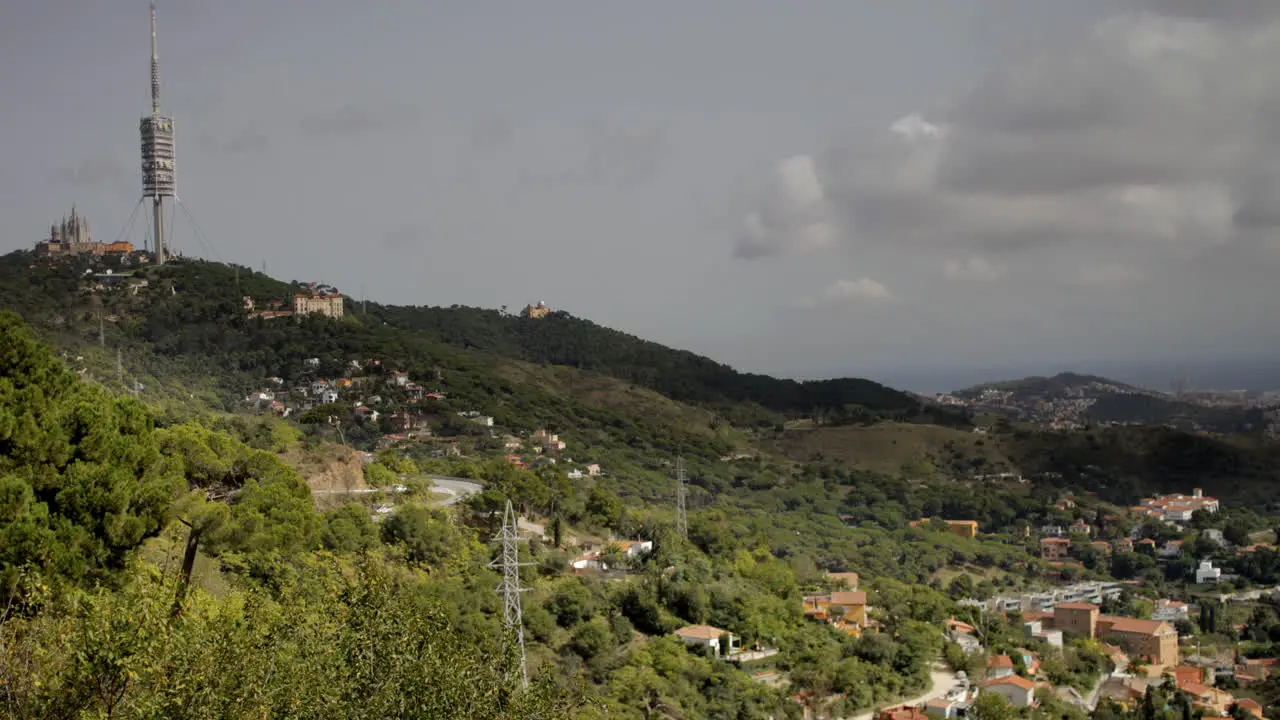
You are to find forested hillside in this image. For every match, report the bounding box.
[0,311,574,717]
[368,304,969,427]
[0,310,1008,719]
[0,252,963,430]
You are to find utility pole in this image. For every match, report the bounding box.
[676,456,688,540]
[488,500,533,689]
[99,312,105,347]
[117,348,123,386]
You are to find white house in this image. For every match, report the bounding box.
[1196,560,1222,584]
[1153,599,1190,623]
[570,540,652,572]
[570,552,603,571]
[673,625,737,657]
[320,390,340,404]
[614,540,653,558]
[983,675,1036,708]
[566,469,584,479]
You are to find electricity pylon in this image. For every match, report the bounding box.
[488,500,534,689]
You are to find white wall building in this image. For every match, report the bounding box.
[1196,560,1222,584]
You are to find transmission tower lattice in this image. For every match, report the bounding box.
[675,456,688,539]
[488,500,534,689]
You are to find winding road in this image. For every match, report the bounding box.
[429,476,483,506]
[312,475,482,506]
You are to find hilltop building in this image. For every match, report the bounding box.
[293,289,345,319]
[34,206,134,258]
[1132,489,1219,523]
[521,301,550,319]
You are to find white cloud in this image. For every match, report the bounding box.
[734,155,839,259]
[738,2,1280,312]
[796,277,896,309]
[943,256,1008,282]
[890,113,948,141]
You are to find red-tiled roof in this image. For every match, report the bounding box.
[985,675,1035,690]
[831,591,866,605]
[988,655,1014,668]
[1056,602,1100,611]
[1103,616,1173,636]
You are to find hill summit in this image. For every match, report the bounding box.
[950,372,1260,433]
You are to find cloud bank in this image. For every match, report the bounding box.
[737,3,1280,298]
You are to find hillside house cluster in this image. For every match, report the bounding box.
[1099,665,1263,717]
[242,360,457,442]
[1131,489,1220,523]
[502,429,602,478]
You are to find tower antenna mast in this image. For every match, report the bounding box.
[140,2,176,265]
[676,456,688,539]
[488,500,534,689]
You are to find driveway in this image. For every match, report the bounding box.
[848,664,961,720]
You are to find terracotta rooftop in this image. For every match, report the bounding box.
[831,591,867,605]
[1102,616,1173,636]
[1056,602,1100,611]
[985,675,1035,690]
[674,624,726,640]
[988,655,1014,669]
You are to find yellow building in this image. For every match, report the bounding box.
[1044,603,1178,671]
[293,293,345,319]
[521,301,551,319]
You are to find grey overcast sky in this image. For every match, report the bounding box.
[4,1,1280,389]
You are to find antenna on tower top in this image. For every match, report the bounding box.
[150,2,160,114]
[140,0,175,265]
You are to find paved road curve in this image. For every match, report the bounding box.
[429,476,483,506]
[312,475,483,507]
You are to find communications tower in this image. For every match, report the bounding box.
[140,2,176,264]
